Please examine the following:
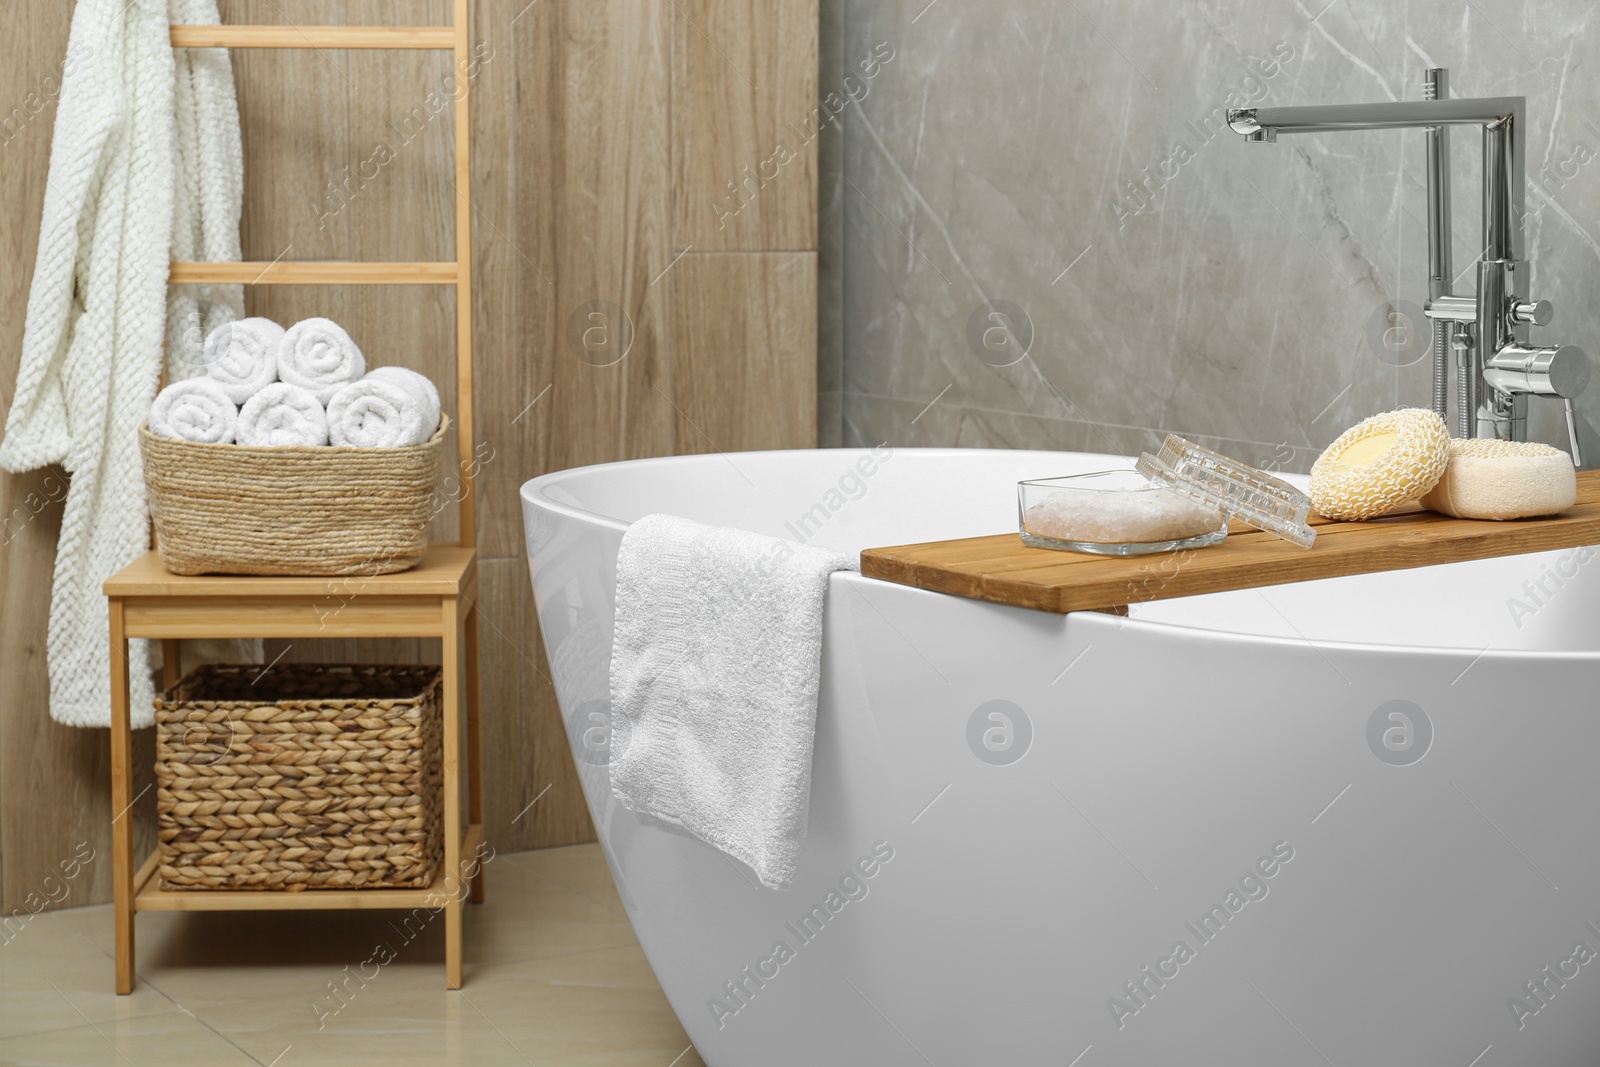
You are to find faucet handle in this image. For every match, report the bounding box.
[1483,343,1590,398]
[1512,298,1554,326]
[1484,343,1590,464]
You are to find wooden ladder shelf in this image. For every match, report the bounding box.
[103,6,483,994]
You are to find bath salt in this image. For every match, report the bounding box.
[1024,487,1222,544]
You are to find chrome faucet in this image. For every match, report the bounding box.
[1228,70,1590,463]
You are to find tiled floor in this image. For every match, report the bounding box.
[0,844,706,1066]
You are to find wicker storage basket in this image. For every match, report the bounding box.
[154,663,444,892]
[139,417,449,577]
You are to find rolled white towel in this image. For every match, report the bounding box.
[278,317,366,403]
[203,317,283,403]
[149,378,238,444]
[366,366,441,436]
[237,382,329,447]
[327,377,436,448]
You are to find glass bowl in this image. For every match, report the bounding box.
[1018,470,1228,555]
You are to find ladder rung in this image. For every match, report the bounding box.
[170,262,459,286]
[170,26,455,50]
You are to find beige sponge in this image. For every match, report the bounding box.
[1421,438,1576,520]
[1310,408,1451,520]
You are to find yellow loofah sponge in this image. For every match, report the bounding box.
[1421,438,1576,520]
[1310,408,1451,520]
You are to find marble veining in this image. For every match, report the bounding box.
[825,0,1600,470]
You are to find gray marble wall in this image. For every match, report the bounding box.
[820,0,1600,472]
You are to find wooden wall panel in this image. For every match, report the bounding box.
[673,253,818,452]
[0,0,816,911]
[468,558,545,848]
[512,553,596,848]
[499,0,678,850]
[673,0,819,251]
[534,0,675,475]
[465,0,528,564]
[0,2,55,916]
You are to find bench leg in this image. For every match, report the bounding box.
[443,598,465,989]
[161,638,181,690]
[465,603,485,904]
[110,599,136,994]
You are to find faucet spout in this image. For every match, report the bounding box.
[1227,97,1522,138]
[1225,78,1588,455]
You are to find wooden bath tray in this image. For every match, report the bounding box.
[860,470,1600,614]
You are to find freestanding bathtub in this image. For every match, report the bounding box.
[522,447,1600,1066]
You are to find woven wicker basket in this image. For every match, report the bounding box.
[139,417,449,577]
[154,663,443,892]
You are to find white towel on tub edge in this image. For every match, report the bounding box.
[608,513,857,890]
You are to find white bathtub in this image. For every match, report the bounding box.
[521,447,1600,1066]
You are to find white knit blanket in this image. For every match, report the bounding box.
[0,0,243,728]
